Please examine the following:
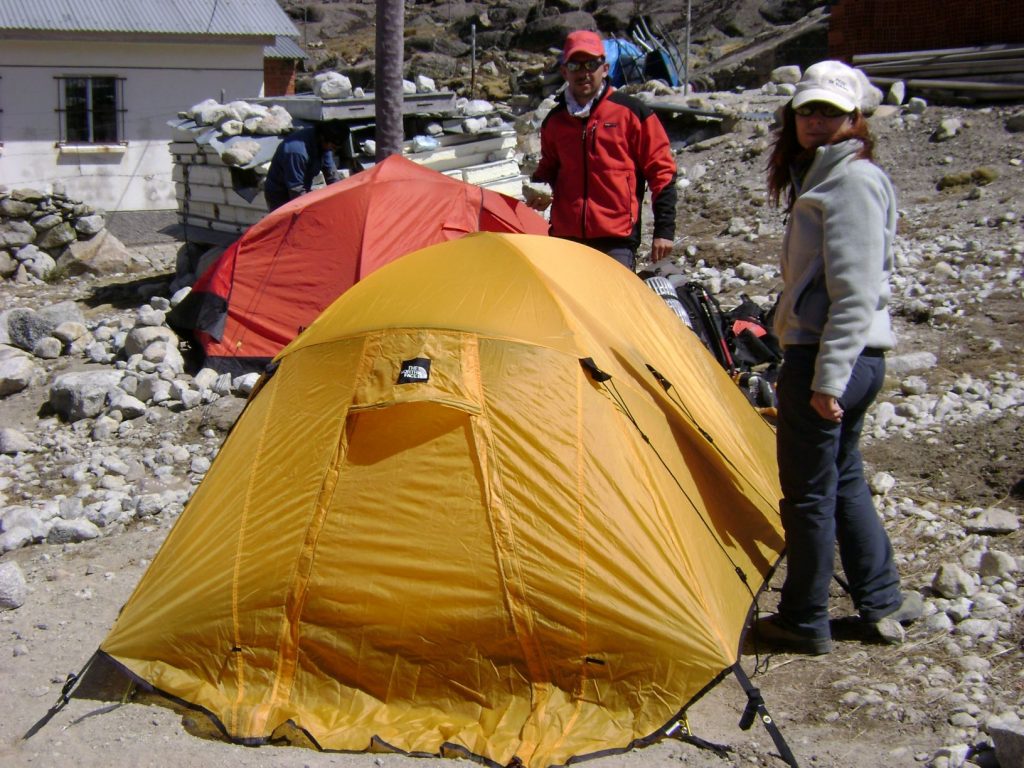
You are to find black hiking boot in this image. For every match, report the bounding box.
[749,614,833,655]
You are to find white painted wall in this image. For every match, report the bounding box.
[0,38,268,211]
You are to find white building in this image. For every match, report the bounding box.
[0,0,299,212]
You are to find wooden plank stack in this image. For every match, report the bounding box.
[854,44,1024,101]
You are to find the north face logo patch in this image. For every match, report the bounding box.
[397,357,431,384]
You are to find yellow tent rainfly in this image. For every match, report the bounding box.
[95,233,786,767]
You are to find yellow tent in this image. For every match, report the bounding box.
[99,233,784,766]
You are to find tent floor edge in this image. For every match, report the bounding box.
[732,663,801,768]
[663,716,732,758]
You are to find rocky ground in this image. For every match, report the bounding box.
[1,88,1023,768]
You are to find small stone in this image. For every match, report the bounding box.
[874,617,905,644]
[964,508,1019,534]
[979,550,1018,578]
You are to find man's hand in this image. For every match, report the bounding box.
[810,391,844,423]
[650,237,673,262]
[525,197,551,212]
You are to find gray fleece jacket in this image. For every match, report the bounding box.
[774,139,898,398]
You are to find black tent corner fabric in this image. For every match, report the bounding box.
[166,290,228,341]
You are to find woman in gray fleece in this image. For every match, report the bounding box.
[750,61,921,655]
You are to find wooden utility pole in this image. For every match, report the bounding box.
[375,0,404,160]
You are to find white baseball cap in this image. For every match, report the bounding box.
[792,60,863,113]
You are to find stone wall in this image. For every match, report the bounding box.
[0,188,107,282]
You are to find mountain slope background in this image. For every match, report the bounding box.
[277,0,831,98]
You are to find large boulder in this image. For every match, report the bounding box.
[5,302,85,352]
[48,370,124,421]
[58,230,141,275]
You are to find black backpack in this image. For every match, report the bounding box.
[644,276,781,409]
[675,281,736,373]
[725,294,783,371]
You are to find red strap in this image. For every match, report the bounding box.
[732,319,767,338]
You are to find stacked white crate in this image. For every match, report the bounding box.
[171,114,528,246]
[171,123,269,244]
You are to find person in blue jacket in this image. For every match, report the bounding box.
[264,121,347,211]
[751,60,922,655]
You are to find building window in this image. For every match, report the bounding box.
[55,76,126,145]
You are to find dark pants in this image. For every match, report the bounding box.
[603,246,636,271]
[775,345,902,637]
[561,236,637,271]
[265,187,291,212]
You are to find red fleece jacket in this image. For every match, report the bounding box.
[533,85,678,247]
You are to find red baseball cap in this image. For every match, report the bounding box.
[562,30,604,61]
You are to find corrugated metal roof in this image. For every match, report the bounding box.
[264,35,308,60]
[0,0,298,37]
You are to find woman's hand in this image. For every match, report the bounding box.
[811,391,844,422]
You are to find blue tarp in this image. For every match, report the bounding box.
[603,38,680,88]
[603,39,647,87]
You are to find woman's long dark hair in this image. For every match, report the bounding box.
[766,104,876,210]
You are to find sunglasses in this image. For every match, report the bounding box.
[794,102,851,118]
[565,58,606,73]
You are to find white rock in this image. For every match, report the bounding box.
[313,71,353,100]
[0,427,35,454]
[970,593,1009,620]
[0,561,28,609]
[46,518,101,544]
[91,415,120,440]
[123,326,178,357]
[955,618,997,639]
[885,81,906,106]
[213,373,234,397]
[232,372,261,396]
[932,118,962,142]
[0,526,34,552]
[964,508,1019,534]
[899,376,928,395]
[924,612,953,632]
[932,563,977,598]
[887,351,938,376]
[0,346,43,396]
[979,549,1018,578]
[869,471,896,496]
[48,370,123,422]
[85,499,129,528]
[770,65,801,84]
[462,99,494,117]
[107,390,147,420]
[1,505,53,541]
[193,367,220,390]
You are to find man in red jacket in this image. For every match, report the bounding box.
[529,29,678,270]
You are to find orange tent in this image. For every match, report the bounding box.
[169,155,549,374]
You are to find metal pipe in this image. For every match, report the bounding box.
[684,0,691,93]
[471,23,477,100]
